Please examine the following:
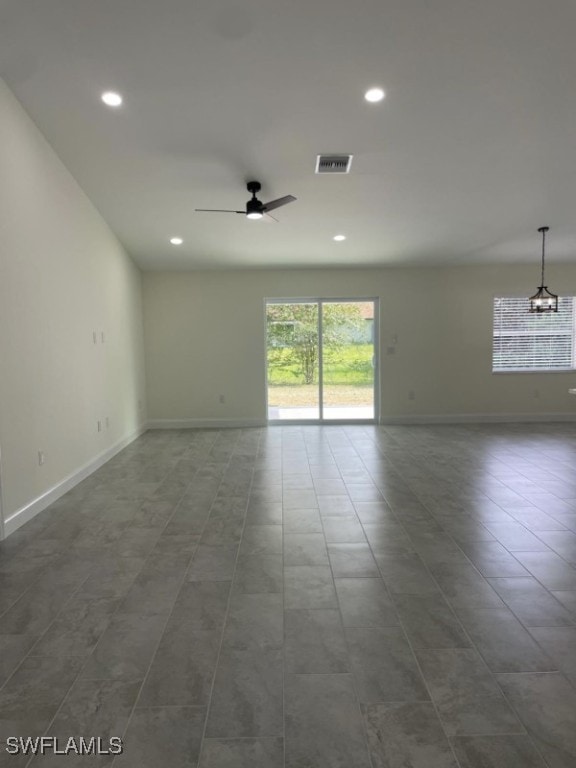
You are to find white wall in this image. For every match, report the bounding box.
[143,266,576,425]
[0,79,146,535]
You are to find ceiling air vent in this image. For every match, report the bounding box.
[315,154,353,174]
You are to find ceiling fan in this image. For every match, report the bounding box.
[195,181,296,221]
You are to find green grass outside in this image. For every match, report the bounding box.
[267,343,373,386]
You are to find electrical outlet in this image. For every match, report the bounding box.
[219,394,225,404]
[408,390,416,401]
[386,346,396,355]
[38,451,45,466]
[533,389,540,399]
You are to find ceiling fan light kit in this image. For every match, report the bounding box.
[246,181,264,219]
[529,226,558,313]
[195,180,296,221]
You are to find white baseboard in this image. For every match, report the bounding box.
[379,412,576,425]
[2,425,146,539]
[146,418,267,429]
[149,413,576,428]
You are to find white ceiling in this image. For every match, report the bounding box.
[2,0,576,270]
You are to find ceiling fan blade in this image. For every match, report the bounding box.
[264,212,279,223]
[195,208,245,214]
[262,195,296,212]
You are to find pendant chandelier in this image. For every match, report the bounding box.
[529,226,558,313]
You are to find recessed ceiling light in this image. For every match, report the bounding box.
[101,91,123,107]
[333,234,346,242]
[364,87,385,103]
[170,237,183,245]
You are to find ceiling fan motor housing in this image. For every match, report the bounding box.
[246,181,264,217]
[246,197,264,216]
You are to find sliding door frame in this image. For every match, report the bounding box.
[0,442,5,540]
[265,296,380,425]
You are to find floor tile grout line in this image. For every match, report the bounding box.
[12,444,206,681]
[361,431,576,643]
[365,425,568,768]
[115,427,247,765]
[0,557,64,625]
[5,528,170,766]
[356,433,532,765]
[356,523,469,767]
[0,499,133,621]
[107,431,221,767]
[473,467,576,576]
[195,429,258,764]
[0,563,95,699]
[19,434,210,768]
[482,579,576,631]
[484,685,556,768]
[318,433,378,768]
[24,431,215,768]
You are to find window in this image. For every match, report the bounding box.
[493,296,576,372]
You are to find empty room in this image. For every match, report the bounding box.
[1,1,576,766]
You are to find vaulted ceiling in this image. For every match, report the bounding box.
[2,0,576,269]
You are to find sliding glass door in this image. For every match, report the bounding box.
[266,302,320,420]
[321,301,376,420]
[266,299,377,422]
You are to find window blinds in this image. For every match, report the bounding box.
[493,297,575,372]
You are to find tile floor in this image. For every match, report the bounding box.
[1,424,576,767]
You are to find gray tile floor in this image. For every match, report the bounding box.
[1,424,576,766]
